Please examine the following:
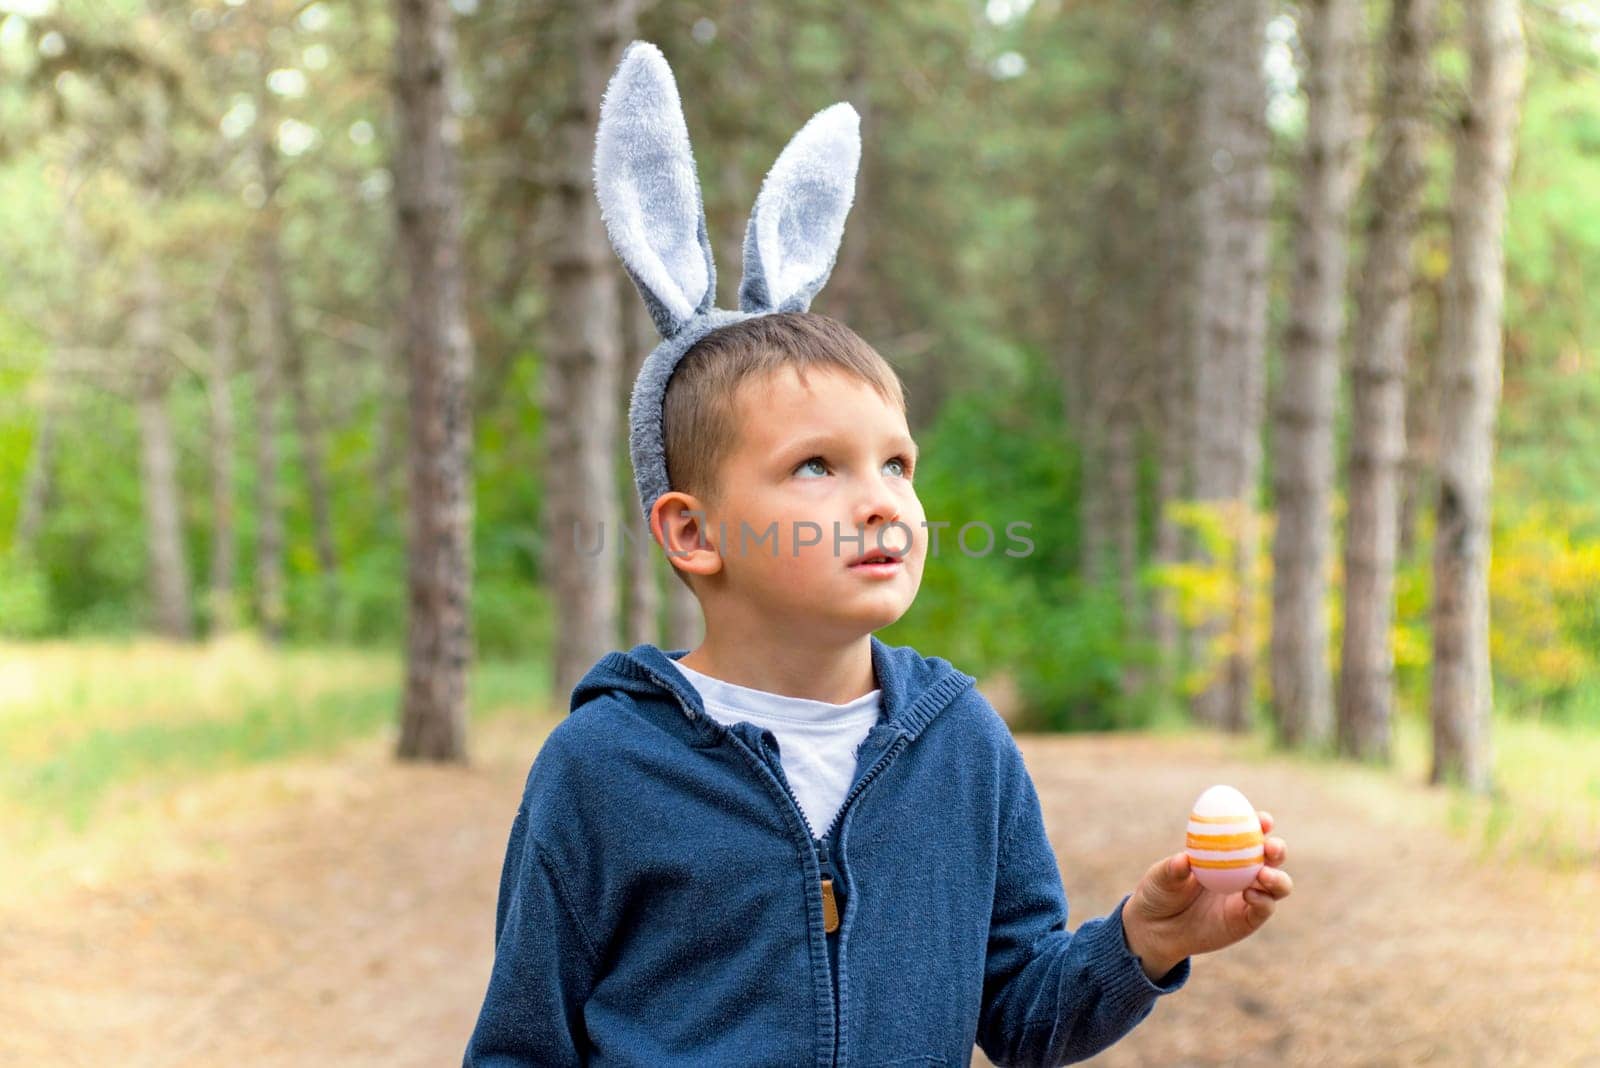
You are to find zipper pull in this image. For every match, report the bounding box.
[818,838,840,934]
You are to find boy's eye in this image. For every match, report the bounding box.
[793,455,916,479]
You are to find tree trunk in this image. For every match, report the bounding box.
[1430,0,1525,794]
[15,143,95,557]
[1188,0,1272,732]
[130,92,193,641]
[708,0,755,310]
[207,288,240,634]
[133,342,193,641]
[1070,315,1102,584]
[394,0,476,762]
[622,286,660,648]
[543,0,636,703]
[253,117,340,601]
[666,574,701,653]
[16,351,60,557]
[1107,413,1138,622]
[1398,271,1443,557]
[134,405,192,636]
[250,269,288,641]
[371,240,409,517]
[1340,0,1438,764]
[1079,176,1116,590]
[1151,77,1199,678]
[1269,0,1364,750]
[132,247,193,641]
[830,1,872,329]
[1080,98,1141,626]
[1060,226,1097,583]
[285,331,339,584]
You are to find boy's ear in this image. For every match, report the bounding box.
[593,41,717,339]
[738,102,862,315]
[652,492,723,580]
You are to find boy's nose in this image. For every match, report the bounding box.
[852,501,908,553]
[852,489,899,530]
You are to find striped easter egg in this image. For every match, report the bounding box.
[1184,784,1264,894]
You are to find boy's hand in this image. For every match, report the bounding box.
[1120,810,1291,979]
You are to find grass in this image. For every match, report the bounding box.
[1398,709,1600,869]
[0,632,551,838]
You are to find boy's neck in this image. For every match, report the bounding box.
[676,629,877,705]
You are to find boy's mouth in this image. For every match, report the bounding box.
[847,550,903,570]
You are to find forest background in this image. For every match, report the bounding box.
[2,0,1598,877]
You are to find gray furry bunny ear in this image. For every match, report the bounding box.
[593,41,717,338]
[738,101,862,315]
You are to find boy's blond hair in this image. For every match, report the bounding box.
[660,311,906,591]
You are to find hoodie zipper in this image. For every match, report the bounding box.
[636,659,910,1068]
[754,734,841,934]
[757,732,847,1068]
[816,835,841,934]
[767,727,911,1068]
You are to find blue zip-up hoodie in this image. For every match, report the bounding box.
[464,636,1190,1067]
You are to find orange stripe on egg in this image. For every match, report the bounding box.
[1186,831,1263,850]
[1188,811,1257,825]
[1187,853,1264,869]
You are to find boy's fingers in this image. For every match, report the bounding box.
[1265,836,1286,866]
[1255,867,1293,897]
[1152,852,1191,890]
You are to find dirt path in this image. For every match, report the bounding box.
[4,718,1597,1067]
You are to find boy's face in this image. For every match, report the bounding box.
[692,364,927,640]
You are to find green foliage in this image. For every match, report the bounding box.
[1486,505,1600,723]
[0,552,51,637]
[1146,500,1277,712]
[1390,544,1434,716]
[1359,501,1600,731]
[12,387,147,635]
[1497,14,1600,510]
[1012,578,1158,732]
[883,351,1161,731]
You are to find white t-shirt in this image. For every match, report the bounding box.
[671,658,882,841]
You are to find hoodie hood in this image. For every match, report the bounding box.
[570,634,977,746]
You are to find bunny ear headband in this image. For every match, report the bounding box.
[592,40,862,534]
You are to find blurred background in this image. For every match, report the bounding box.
[2,0,1597,1064]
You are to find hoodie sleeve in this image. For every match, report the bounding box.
[463,764,601,1066]
[975,745,1190,1067]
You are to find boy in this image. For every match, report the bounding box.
[464,43,1291,1067]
